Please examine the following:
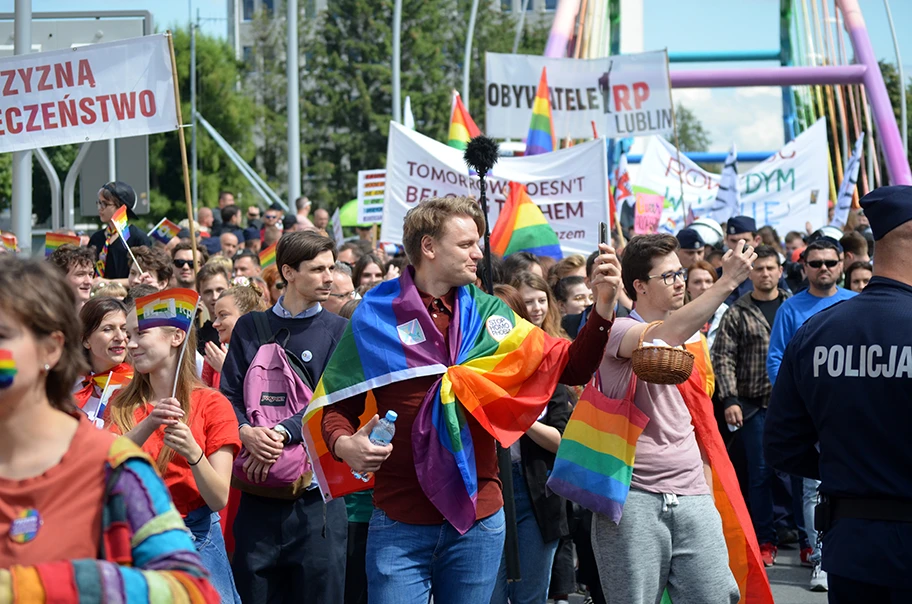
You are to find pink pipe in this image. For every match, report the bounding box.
[836,0,911,184]
[670,65,866,88]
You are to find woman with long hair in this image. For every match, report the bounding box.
[108,295,242,603]
[73,297,133,426]
[490,283,573,604]
[0,257,217,602]
[511,271,568,339]
[352,253,385,288]
[203,280,269,389]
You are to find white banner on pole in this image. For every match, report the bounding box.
[635,118,829,235]
[484,50,672,140]
[381,122,609,257]
[357,169,386,224]
[0,34,178,154]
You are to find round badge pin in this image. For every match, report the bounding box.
[301,350,313,362]
[9,508,42,544]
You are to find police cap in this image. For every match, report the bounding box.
[676,228,705,250]
[727,215,756,235]
[859,185,912,240]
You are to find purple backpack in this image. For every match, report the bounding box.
[233,312,314,491]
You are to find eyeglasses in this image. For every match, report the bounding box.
[96,200,116,209]
[807,259,839,269]
[329,290,356,299]
[173,259,194,269]
[570,293,594,304]
[646,268,688,285]
[265,214,279,220]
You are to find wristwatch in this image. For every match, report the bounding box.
[274,424,291,444]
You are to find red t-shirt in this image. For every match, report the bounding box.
[113,388,240,516]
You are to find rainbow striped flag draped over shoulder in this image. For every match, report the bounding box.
[447,90,481,150]
[525,67,556,156]
[303,267,571,533]
[490,182,563,260]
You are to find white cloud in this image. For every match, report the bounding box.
[674,88,785,152]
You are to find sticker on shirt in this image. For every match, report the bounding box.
[301,350,313,363]
[9,508,42,544]
[486,315,513,342]
[397,319,426,346]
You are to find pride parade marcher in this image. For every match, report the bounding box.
[107,288,242,603]
[47,243,97,311]
[89,181,152,282]
[202,279,269,389]
[73,296,133,427]
[309,196,623,603]
[766,186,912,602]
[0,257,218,602]
[591,233,772,603]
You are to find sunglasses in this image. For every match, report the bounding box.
[173,259,194,269]
[807,259,839,269]
[265,214,279,220]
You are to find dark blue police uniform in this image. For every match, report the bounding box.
[764,186,912,601]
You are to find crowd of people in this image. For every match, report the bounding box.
[0,176,898,604]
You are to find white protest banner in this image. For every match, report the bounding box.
[330,207,344,244]
[0,34,178,154]
[381,122,609,257]
[634,118,829,235]
[357,169,386,224]
[485,50,672,141]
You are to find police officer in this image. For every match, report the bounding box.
[764,185,912,602]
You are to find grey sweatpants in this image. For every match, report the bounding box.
[592,489,739,604]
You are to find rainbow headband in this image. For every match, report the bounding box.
[0,350,16,389]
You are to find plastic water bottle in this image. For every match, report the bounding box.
[352,410,398,482]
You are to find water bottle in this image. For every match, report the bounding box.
[352,410,398,482]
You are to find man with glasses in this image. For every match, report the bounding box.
[324,261,356,315]
[88,180,152,282]
[171,242,210,290]
[766,238,856,592]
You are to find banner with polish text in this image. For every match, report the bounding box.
[0,34,178,154]
[635,118,829,235]
[485,50,672,140]
[381,122,609,257]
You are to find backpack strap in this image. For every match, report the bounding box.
[251,311,316,392]
[252,311,274,347]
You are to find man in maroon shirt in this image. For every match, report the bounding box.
[321,196,622,604]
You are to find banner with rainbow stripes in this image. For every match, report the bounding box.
[45,232,82,257]
[135,288,199,333]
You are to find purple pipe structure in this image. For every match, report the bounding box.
[836,0,911,185]
[670,65,867,88]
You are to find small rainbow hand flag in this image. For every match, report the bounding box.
[259,243,277,268]
[136,288,199,333]
[149,218,181,244]
[490,182,563,260]
[0,350,16,388]
[525,67,556,156]
[1,233,17,253]
[447,90,481,151]
[45,232,82,257]
[110,205,130,242]
[547,381,649,523]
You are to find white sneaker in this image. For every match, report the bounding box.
[810,563,828,592]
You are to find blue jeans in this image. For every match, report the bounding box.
[184,506,241,604]
[741,408,777,545]
[490,464,560,604]
[365,507,505,604]
[803,478,821,561]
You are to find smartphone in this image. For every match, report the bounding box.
[599,221,609,247]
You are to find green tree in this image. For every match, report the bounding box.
[879,60,912,164]
[668,103,711,153]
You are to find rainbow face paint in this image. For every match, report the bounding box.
[0,350,16,389]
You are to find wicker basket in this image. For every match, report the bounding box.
[631,321,695,385]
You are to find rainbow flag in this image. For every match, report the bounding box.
[149,218,181,244]
[44,232,81,257]
[302,267,572,533]
[135,288,199,333]
[447,91,481,150]
[547,382,649,522]
[1,233,17,253]
[90,365,134,391]
[525,67,556,156]
[490,182,563,260]
[110,205,130,242]
[259,243,277,268]
[0,350,15,388]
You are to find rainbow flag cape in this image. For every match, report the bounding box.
[547,380,649,522]
[110,205,130,242]
[90,364,135,391]
[149,218,181,244]
[45,232,81,256]
[259,243,277,268]
[447,91,481,150]
[0,350,15,388]
[302,267,571,533]
[1,233,17,253]
[135,288,199,333]
[525,67,556,156]
[490,182,563,260]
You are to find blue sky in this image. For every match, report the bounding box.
[27,0,912,152]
